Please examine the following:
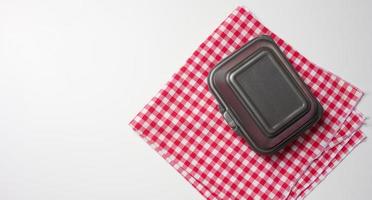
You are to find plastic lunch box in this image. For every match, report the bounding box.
[207,35,323,154]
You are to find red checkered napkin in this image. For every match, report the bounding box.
[129,7,365,200]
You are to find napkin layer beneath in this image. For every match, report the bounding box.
[130,7,365,200]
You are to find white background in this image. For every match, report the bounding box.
[1,0,371,199]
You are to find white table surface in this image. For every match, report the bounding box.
[1,0,371,199]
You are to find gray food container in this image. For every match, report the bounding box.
[207,35,323,154]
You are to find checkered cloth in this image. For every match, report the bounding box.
[129,7,366,200]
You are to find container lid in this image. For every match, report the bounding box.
[208,35,322,154]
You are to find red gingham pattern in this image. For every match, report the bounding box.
[296,130,365,200]
[287,111,365,199]
[129,7,365,200]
